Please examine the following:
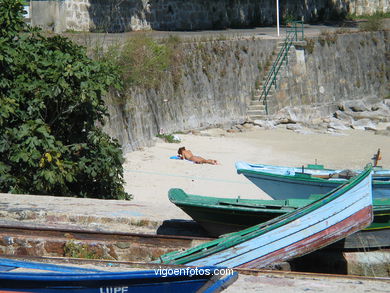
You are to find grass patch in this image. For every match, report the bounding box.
[356,12,388,31]
[64,240,104,259]
[346,12,390,20]
[96,34,184,91]
[156,133,181,143]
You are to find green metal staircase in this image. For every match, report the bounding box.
[248,21,304,120]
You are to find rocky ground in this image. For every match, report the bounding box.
[234,98,390,137]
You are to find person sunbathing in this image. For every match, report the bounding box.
[178,147,218,165]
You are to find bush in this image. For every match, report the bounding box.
[0,0,131,199]
[358,13,385,31]
[97,34,183,91]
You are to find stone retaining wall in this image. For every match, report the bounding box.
[90,30,388,152]
[30,0,390,33]
[268,31,389,114]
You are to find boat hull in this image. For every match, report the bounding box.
[0,260,237,293]
[161,169,374,268]
[236,163,390,199]
[170,191,389,239]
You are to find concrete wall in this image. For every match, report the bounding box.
[269,31,389,114]
[30,0,390,32]
[84,31,389,152]
[101,38,277,151]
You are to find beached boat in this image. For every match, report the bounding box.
[235,161,390,199]
[168,189,390,238]
[159,168,373,268]
[0,258,237,292]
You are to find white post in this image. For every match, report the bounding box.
[276,0,280,37]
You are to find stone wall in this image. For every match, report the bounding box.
[101,38,277,151]
[85,31,389,152]
[30,0,390,32]
[269,31,389,114]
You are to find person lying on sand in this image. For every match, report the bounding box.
[178,147,218,165]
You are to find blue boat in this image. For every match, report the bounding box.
[159,168,373,268]
[235,161,390,199]
[0,258,238,292]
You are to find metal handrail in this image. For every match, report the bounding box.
[259,21,304,114]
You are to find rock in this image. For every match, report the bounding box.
[350,105,367,112]
[371,102,390,112]
[310,118,324,125]
[242,123,254,129]
[351,119,377,130]
[347,108,390,122]
[334,110,354,125]
[340,100,370,112]
[253,120,276,129]
[226,129,239,133]
[328,119,350,130]
[304,123,326,131]
[286,124,303,131]
[190,130,201,135]
[276,117,297,124]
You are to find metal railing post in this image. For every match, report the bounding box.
[258,19,304,112]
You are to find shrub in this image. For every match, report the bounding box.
[359,13,385,31]
[0,0,131,200]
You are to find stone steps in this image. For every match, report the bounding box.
[247,40,293,120]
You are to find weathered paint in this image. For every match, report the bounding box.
[0,260,237,292]
[160,169,373,268]
[188,177,372,267]
[236,161,390,199]
[169,189,390,237]
[239,206,372,268]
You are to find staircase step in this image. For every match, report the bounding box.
[248,106,265,111]
[248,110,266,116]
[248,36,295,121]
[249,100,264,106]
[248,114,268,120]
[249,100,265,105]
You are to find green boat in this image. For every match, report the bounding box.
[168,188,390,248]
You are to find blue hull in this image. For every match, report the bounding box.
[243,172,390,199]
[236,161,390,200]
[0,259,237,293]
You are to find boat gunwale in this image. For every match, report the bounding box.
[160,167,372,264]
[236,166,389,186]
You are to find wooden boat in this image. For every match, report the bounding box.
[159,167,373,268]
[168,189,390,238]
[0,258,237,292]
[235,161,390,199]
[168,189,389,249]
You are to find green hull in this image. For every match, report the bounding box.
[169,189,390,238]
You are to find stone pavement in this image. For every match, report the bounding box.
[0,192,168,234]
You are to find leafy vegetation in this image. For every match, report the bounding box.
[0,0,131,199]
[346,12,390,20]
[97,34,183,91]
[64,240,106,259]
[345,12,388,31]
[358,13,386,32]
[156,133,181,143]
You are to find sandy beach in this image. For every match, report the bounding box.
[123,127,390,222]
[1,127,390,292]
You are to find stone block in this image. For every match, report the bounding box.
[44,241,65,255]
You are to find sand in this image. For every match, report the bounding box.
[123,127,390,222]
